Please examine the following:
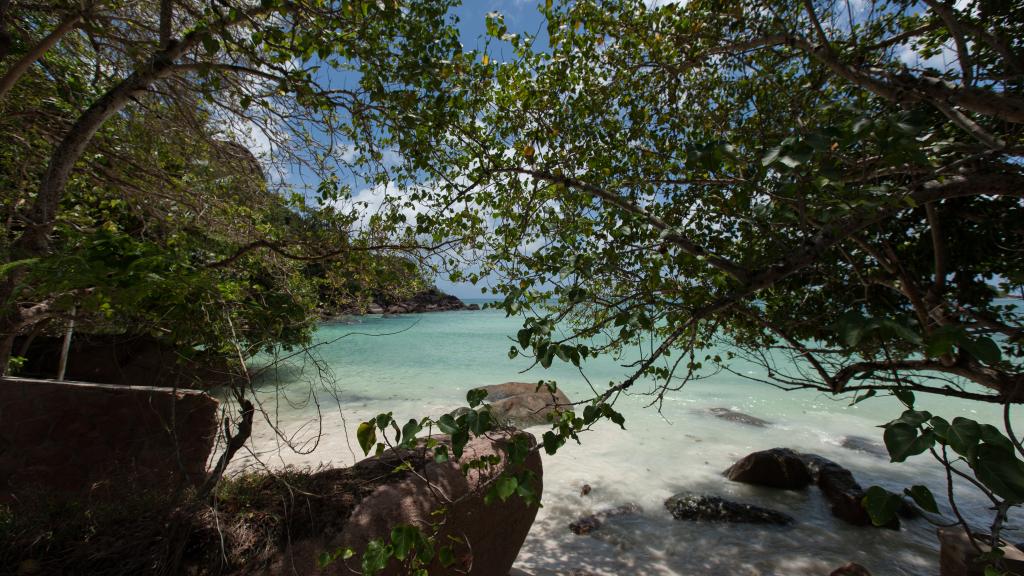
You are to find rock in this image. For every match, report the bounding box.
[385,287,467,313]
[268,431,542,575]
[802,454,898,530]
[473,382,573,428]
[839,436,888,458]
[706,407,771,427]
[569,503,641,535]
[0,377,218,502]
[939,527,1024,576]
[830,562,872,576]
[466,303,481,310]
[724,448,813,490]
[580,484,592,497]
[664,493,794,525]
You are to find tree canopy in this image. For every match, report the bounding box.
[364,0,1024,548]
[0,0,465,376]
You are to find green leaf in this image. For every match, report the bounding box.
[495,475,518,501]
[517,328,532,349]
[361,539,393,575]
[761,145,782,166]
[437,414,458,434]
[961,336,1002,365]
[948,417,982,457]
[884,423,934,462]
[925,325,962,357]
[930,416,950,442]
[390,525,420,561]
[904,485,939,514]
[357,421,377,455]
[973,444,1024,503]
[467,388,488,408]
[401,419,422,447]
[894,390,915,408]
[890,409,931,427]
[438,546,455,567]
[452,428,469,459]
[542,431,564,455]
[862,486,901,527]
[980,424,1015,453]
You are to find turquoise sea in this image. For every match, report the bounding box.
[230,302,1014,575]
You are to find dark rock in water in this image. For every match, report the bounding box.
[664,493,794,525]
[801,454,899,530]
[840,435,888,458]
[724,448,813,490]
[830,562,872,576]
[473,382,573,428]
[706,407,771,427]
[385,287,467,314]
[580,484,592,497]
[569,503,642,535]
[466,303,481,310]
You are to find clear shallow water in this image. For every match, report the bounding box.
[228,305,1016,576]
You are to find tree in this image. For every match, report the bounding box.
[0,0,464,375]
[388,0,1024,559]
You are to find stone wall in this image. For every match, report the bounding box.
[0,377,219,502]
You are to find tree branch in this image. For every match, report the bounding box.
[0,11,82,101]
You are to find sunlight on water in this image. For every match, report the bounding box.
[227,305,1017,576]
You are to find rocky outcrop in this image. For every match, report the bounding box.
[830,563,872,576]
[12,333,232,388]
[723,448,812,490]
[473,382,573,428]
[724,448,898,529]
[705,407,771,427]
[381,287,471,314]
[664,493,794,525]
[0,377,218,502]
[569,503,642,535]
[266,431,543,576]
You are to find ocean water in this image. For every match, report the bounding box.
[229,304,1016,576]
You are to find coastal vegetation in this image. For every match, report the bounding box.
[2,0,1024,573]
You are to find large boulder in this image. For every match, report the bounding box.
[474,382,572,429]
[664,493,794,525]
[267,431,543,575]
[723,448,813,490]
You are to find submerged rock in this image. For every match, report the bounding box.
[724,448,813,490]
[830,562,872,576]
[725,448,899,529]
[664,493,794,525]
[839,435,888,458]
[705,407,771,427]
[802,454,899,530]
[474,382,572,428]
[569,503,642,535]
